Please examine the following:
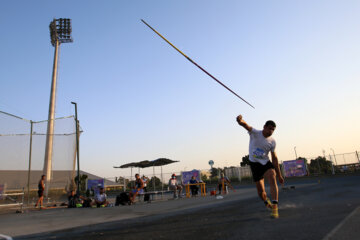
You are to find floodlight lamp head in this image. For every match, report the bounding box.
[49,18,73,46]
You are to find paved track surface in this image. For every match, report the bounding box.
[5,175,360,240]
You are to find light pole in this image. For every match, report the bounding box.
[294,146,298,159]
[43,18,73,196]
[330,148,338,166]
[71,102,80,195]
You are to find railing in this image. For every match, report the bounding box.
[0,188,24,213]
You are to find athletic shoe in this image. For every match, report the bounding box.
[271,204,279,219]
[264,198,273,210]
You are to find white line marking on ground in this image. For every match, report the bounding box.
[0,234,13,240]
[279,203,303,209]
[322,206,360,240]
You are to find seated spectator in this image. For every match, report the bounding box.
[67,190,92,208]
[68,190,80,208]
[168,173,183,198]
[91,187,109,207]
[189,176,199,197]
[130,173,144,204]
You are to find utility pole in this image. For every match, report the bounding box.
[330,148,338,166]
[294,146,298,159]
[44,18,73,196]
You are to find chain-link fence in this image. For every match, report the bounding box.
[0,111,78,207]
[327,152,360,165]
[302,151,360,174]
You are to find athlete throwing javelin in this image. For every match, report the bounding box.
[236,115,284,218]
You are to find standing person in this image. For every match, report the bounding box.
[236,115,284,218]
[168,174,183,199]
[35,175,45,209]
[141,175,151,203]
[141,175,149,192]
[130,174,144,204]
[218,174,234,195]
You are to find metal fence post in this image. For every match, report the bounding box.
[21,187,25,212]
[27,120,33,206]
[329,155,335,174]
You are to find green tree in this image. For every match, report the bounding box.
[210,167,222,178]
[308,156,332,174]
[201,173,208,182]
[148,176,162,190]
[241,155,250,166]
[74,174,88,193]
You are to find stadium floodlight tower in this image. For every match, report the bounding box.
[43,18,73,196]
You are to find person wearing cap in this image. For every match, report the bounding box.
[91,187,109,207]
[168,173,183,199]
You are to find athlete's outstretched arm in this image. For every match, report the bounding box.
[271,151,284,184]
[236,115,252,132]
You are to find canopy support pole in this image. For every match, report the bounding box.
[153,166,155,191]
[161,166,164,199]
[130,167,133,188]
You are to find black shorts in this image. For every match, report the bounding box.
[249,161,275,182]
[38,190,44,198]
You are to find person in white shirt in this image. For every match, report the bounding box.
[236,115,284,218]
[141,175,149,192]
[92,187,109,207]
[168,174,183,198]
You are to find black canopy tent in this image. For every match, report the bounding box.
[114,158,179,191]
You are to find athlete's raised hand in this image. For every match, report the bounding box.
[236,114,252,132]
[236,115,243,124]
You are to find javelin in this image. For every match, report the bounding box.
[141,19,255,109]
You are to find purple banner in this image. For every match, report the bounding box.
[87,179,104,195]
[283,159,307,177]
[181,170,200,184]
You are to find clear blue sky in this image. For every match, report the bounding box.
[1,0,359,178]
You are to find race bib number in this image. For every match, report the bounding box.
[252,148,265,159]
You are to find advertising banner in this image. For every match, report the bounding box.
[181,170,200,184]
[87,179,104,195]
[283,159,307,177]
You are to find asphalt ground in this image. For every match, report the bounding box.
[2,174,360,240]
